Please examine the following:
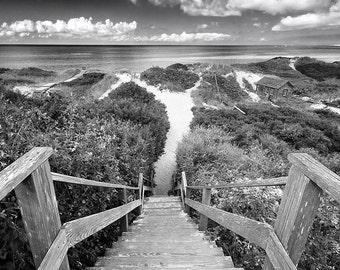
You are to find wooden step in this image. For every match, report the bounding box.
[95,254,234,268]
[146,196,181,203]
[88,266,242,270]
[87,196,239,270]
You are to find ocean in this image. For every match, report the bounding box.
[1,45,340,73]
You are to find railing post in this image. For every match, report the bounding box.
[181,172,188,209]
[185,187,191,214]
[118,188,128,233]
[137,173,143,215]
[199,187,212,231]
[14,160,70,270]
[263,165,323,269]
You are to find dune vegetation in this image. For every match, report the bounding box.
[140,64,199,92]
[0,81,169,270]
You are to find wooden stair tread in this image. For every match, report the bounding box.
[87,196,239,270]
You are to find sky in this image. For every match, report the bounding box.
[0,0,339,45]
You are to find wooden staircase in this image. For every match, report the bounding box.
[88,196,241,270]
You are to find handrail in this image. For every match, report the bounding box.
[185,198,296,269]
[186,176,287,190]
[288,153,340,203]
[177,152,340,270]
[185,198,272,249]
[0,147,53,201]
[52,172,139,190]
[0,147,145,270]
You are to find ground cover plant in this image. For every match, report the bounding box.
[176,105,340,270]
[140,64,199,92]
[295,57,340,81]
[0,81,169,270]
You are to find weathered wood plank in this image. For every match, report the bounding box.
[199,188,211,231]
[118,188,128,233]
[264,165,322,270]
[265,231,297,270]
[181,172,187,197]
[185,198,272,249]
[185,187,191,214]
[37,229,68,270]
[0,147,53,201]
[15,161,69,269]
[52,173,139,190]
[186,177,287,190]
[288,153,340,203]
[143,186,153,192]
[64,200,141,247]
[137,173,143,215]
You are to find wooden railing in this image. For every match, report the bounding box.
[0,147,153,270]
[175,153,340,270]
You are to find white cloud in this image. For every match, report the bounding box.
[253,23,261,27]
[272,12,340,31]
[130,0,138,4]
[227,0,331,15]
[272,1,340,31]
[0,17,137,39]
[142,31,230,42]
[146,0,333,16]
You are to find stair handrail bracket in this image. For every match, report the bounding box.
[178,152,340,270]
[0,147,145,270]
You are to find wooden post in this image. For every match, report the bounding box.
[199,187,212,231]
[263,165,322,269]
[185,187,191,214]
[137,173,143,215]
[181,172,188,209]
[118,188,128,233]
[14,160,70,270]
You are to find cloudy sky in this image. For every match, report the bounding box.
[0,0,339,45]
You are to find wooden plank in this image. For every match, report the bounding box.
[265,231,297,270]
[185,187,191,214]
[63,200,141,247]
[185,198,272,249]
[186,177,287,190]
[118,188,128,233]
[143,186,153,192]
[15,161,69,269]
[199,188,212,231]
[263,165,322,270]
[137,173,143,215]
[181,172,187,197]
[51,173,139,190]
[0,147,53,201]
[288,153,340,203]
[180,184,185,209]
[37,229,68,270]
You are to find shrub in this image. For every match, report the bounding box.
[295,57,340,81]
[140,66,199,92]
[0,80,169,270]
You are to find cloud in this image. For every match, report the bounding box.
[129,0,138,4]
[0,17,137,40]
[272,1,340,31]
[253,23,261,27]
[272,12,340,31]
[146,0,333,16]
[139,31,231,42]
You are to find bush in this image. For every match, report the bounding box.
[0,80,169,270]
[177,103,340,269]
[295,57,340,81]
[140,66,199,92]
